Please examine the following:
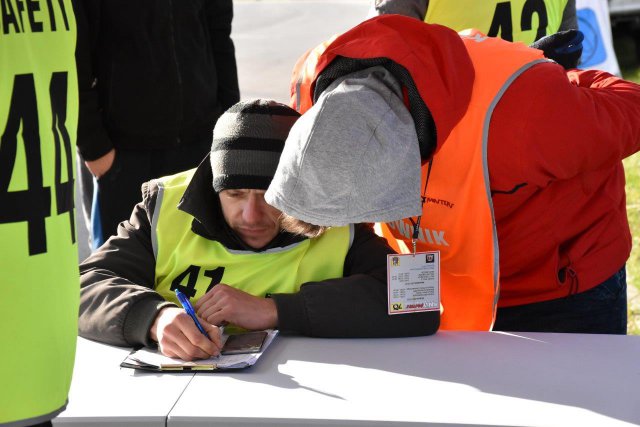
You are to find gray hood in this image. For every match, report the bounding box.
[265,66,422,226]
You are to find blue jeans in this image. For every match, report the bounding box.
[493,267,628,334]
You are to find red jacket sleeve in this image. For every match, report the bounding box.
[489,62,640,190]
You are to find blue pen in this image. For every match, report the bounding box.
[174,289,210,339]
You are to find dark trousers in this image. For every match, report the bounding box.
[78,141,210,249]
[493,267,628,334]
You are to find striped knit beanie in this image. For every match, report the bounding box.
[210,99,300,192]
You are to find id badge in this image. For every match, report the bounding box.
[387,252,440,314]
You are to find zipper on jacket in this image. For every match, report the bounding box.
[168,0,183,143]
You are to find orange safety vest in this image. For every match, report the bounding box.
[291,24,546,330]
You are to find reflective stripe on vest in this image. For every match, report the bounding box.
[424,0,569,45]
[381,31,547,330]
[291,37,337,112]
[0,1,79,424]
[151,170,353,305]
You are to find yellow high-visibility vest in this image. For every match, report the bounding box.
[152,170,352,304]
[0,0,79,425]
[424,0,569,44]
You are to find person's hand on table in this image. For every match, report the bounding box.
[195,283,278,330]
[149,306,222,361]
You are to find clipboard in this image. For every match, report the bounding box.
[120,329,278,372]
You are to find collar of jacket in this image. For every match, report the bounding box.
[176,155,306,252]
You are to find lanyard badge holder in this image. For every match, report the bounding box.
[387,160,440,315]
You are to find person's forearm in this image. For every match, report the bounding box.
[273,275,439,337]
[215,57,240,111]
[491,63,640,185]
[76,90,114,161]
[79,275,170,347]
[208,0,239,110]
[79,200,164,347]
[74,0,114,161]
[271,224,437,338]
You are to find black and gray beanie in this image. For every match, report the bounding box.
[210,99,300,192]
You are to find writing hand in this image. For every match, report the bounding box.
[149,306,222,361]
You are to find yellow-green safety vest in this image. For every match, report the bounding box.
[152,170,353,305]
[0,0,79,425]
[424,0,569,45]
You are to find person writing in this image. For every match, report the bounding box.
[265,15,640,334]
[79,99,439,361]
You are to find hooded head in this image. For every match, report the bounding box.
[265,15,473,231]
[265,66,423,229]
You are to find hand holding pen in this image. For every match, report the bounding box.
[148,290,222,361]
[175,289,211,338]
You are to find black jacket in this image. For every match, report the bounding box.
[78,159,439,347]
[75,0,240,161]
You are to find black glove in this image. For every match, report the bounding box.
[530,29,584,70]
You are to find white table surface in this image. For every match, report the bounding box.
[168,331,640,427]
[54,337,194,427]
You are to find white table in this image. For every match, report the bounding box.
[53,337,194,426]
[168,332,640,427]
[55,333,640,426]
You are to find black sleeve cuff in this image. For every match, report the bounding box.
[123,296,177,348]
[270,292,312,335]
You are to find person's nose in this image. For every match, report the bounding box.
[242,194,264,225]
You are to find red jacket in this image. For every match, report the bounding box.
[490,64,638,306]
[292,15,640,307]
